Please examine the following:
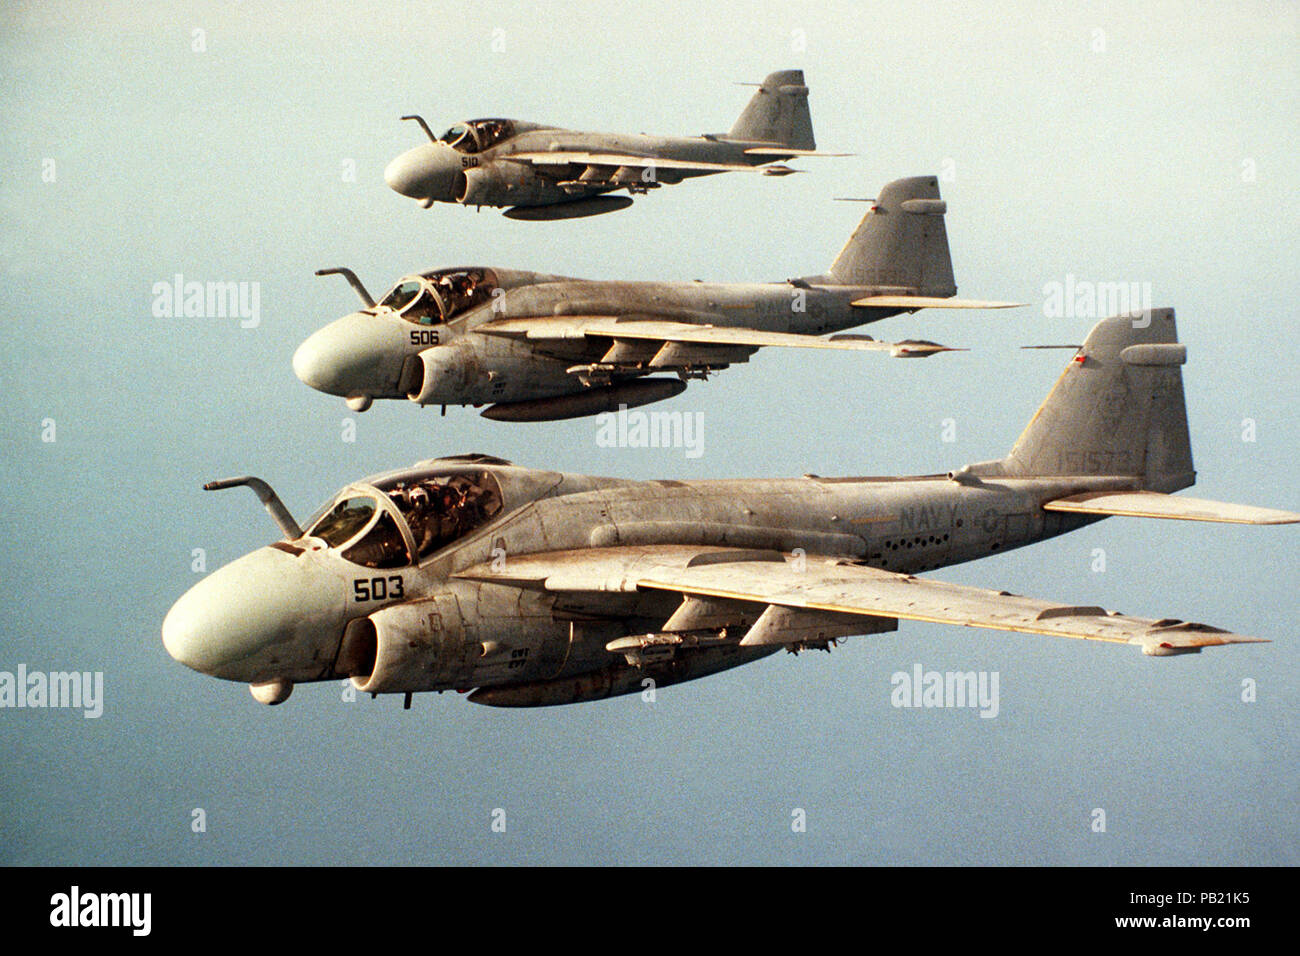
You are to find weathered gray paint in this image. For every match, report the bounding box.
[384,70,823,216]
[296,177,1002,417]
[166,313,1297,707]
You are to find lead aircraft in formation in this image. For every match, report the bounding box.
[164,312,1298,707]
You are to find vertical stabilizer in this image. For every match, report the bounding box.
[729,70,816,150]
[827,176,956,296]
[1002,309,1194,493]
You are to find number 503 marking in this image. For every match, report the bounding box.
[354,576,405,602]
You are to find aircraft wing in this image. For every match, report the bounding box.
[456,544,1265,656]
[474,316,960,358]
[504,151,768,173]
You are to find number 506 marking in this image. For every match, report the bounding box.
[354,576,405,602]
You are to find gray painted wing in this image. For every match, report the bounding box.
[473,316,958,356]
[503,151,761,172]
[456,545,1265,655]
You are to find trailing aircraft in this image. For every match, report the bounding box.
[384,69,846,219]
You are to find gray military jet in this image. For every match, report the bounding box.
[167,310,1297,707]
[383,69,846,219]
[296,175,1020,419]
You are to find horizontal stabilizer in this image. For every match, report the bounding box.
[852,295,1025,310]
[742,147,852,157]
[1044,491,1300,525]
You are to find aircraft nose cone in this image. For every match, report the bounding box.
[292,329,339,392]
[163,548,342,682]
[161,595,210,674]
[294,313,404,399]
[384,145,458,203]
[384,147,434,199]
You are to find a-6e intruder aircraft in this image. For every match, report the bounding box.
[295,175,1019,421]
[167,310,1297,708]
[383,69,846,220]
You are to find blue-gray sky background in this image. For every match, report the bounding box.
[0,0,1295,864]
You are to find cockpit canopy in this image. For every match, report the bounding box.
[303,470,504,569]
[374,268,498,326]
[439,118,516,154]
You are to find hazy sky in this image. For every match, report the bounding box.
[1,0,1296,865]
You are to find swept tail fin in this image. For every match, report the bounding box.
[728,70,816,150]
[827,176,957,297]
[958,309,1299,523]
[1000,308,1194,493]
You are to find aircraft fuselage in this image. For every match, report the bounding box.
[293,269,906,411]
[163,459,1121,706]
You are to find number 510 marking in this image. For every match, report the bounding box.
[354,576,405,602]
